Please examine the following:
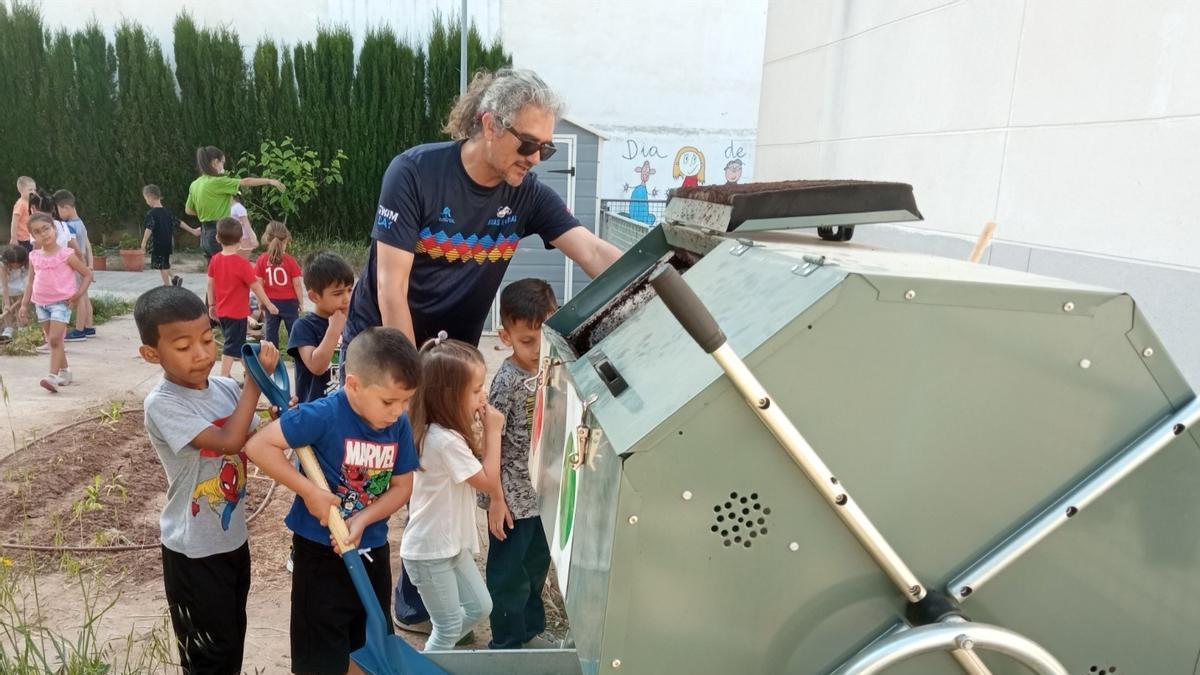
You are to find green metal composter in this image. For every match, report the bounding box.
[530,180,1200,674]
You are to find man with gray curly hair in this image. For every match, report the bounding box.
[342,67,621,639]
[345,67,620,350]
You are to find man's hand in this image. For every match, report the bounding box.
[488,497,514,541]
[302,485,341,527]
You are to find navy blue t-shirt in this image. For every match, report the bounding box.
[280,390,419,549]
[287,312,332,403]
[344,141,580,347]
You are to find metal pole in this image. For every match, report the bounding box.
[459,0,468,95]
[833,621,1067,675]
[710,343,926,603]
[947,397,1200,601]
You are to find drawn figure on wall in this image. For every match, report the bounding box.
[624,160,658,224]
[673,146,705,188]
[724,158,744,185]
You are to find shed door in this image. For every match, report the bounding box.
[487,134,577,331]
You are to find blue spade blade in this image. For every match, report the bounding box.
[342,552,446,675]
[241,342,291,409]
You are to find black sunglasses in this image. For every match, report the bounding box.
[498,118,557,161]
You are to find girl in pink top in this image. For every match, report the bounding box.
[19,214,92,393]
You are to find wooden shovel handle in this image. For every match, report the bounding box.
[294,444,355,553]
[969,222,997,263]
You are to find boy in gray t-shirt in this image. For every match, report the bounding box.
[135,286,281,674]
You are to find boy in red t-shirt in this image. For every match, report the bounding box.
[253,221,304,349]
[208,217,278,377]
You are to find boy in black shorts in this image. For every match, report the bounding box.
[247,327,421,674]
[135,285,281,673]
[141,184,199,287]
[208,217,277,377]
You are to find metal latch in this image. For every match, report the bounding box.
[536,356,562,390]
[571,394,601,469]
[791,254,827,277]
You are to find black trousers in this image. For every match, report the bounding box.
[290,534,393,675]
[486,516,551,649]
[160,542,251,675]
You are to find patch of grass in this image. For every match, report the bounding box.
[1,295,135,357]
[0,563,175,673]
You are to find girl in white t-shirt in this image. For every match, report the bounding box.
[401,333,504,651]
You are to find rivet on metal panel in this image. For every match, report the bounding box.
[903,289,917,300]
[788,542,799,552]
[1143,347,1155,358]
[756,397,770,409]
[1063,301,1075,312]
[1079,359,1092,369]
[955,634,974,651]
[611,659,622,669]
[682,491,693,501]
[628,515,638,525]
[791,255,826,277]
[730,238,754,256]
[959,585,973,598]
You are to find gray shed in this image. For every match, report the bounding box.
[485,116,604,331]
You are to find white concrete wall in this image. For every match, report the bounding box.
[757,0,1200,385]
[499,0,767,198]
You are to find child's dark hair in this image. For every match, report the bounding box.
[1,244,29,268]
[143,184,162,199]
[52,189,75,209]
[302,250,355,293]
[345,327,421,390]
[134,286,207,346]
[410,336,486,458]
[499,278,557,328]
[216,217,242,246]
[196,146,225,176]
[28,189,57,217]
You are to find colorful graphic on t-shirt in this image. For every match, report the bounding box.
[338,439,397,518]
[190,416,248,531]
[415,227,519,264]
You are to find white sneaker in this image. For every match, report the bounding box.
[1,327,12,339]
[35,343,51,354]
[39,374,60,393]
[57,368,72,386]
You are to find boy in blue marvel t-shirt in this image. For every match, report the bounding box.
[247,327,421,675]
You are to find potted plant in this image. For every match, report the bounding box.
[118,234,144,272]
[92,244,108,271]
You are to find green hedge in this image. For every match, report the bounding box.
[0,3,509,240]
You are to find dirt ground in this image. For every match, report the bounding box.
[0,317,565,673]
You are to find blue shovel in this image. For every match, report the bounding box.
[242,344,445,675]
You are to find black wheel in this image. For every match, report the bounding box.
[817,225,855,242]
